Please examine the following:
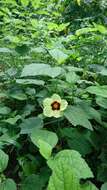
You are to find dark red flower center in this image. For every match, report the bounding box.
[51,101,60,110]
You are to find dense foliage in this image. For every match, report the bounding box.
[0,0,107,189]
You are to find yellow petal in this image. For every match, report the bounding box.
[53,110,62,118]
[60,99,68,111]
[43,107,53,117]
[43,98,53,107]
[77,0,81,6]
[51,94,61,103]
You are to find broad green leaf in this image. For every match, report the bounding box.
[47,22,58,31]
[32,0,41,7]
[64,106,93,130]
[48,167,81,190]
[21,63,62,78]
[99,68,107,76]
[48,158,97,190]
[9,91,27,100]
[86,107,101,123]
[66,66,83,72]
[16,79,45,86]
[31,129,58,148]
[20,117,43,134]
[0,93,8,99]
[0,149,9,172]
[47,150,93,190]
[4,115,21,125]
[47,22,69,32]
[101,183,107,190]
[31,47,46,53]
[76,28,97,36]
[47,150,93,179]
[31,19,38,27]
[25,88,36,96]
[21,174,44,190]
[0,106,11,115]
[18,157,37,176]
[86,86,107,98]
[81,182,98,190]
[6,68,17,77]
[0,178,17,190]
[61,128,92,156]
[22,104,35,118]
[57,23,69,32]
[96,97,107,109]
[93,23,107,34]
[21,0,29,6]
[76,23,106,36]
[77,0,81,6]
[78,102,101,124]
[38,139,52,160]
[97,163,107,182]
[0,132,19,147]
[49,49,68,64]
[4,0,17,4]
[15,44,30,55]
[66,71,80,83]
[31,129,58,159]
[0,48,12,53]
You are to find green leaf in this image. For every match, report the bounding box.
[76,0,81,6]
[61,128,92,156]
[66,66,83,72]
[31,129,58,159]
[0,93,8,99]
[20,0,29,6]
[20,117,43,134]
[47,171,98,190]
[47,150,93,190]
[86,86,107,98]
[22,104,35,118]
[99,68,107,76]
[49,49,68,64]
[48,168,81,190]
[6,68,17,77]
[97,164,107,182]
[79,102,101,124]
[0,48,12,53]
[47,22,69,32]
[0,178,17,190]
[96,97,107,109]
[101,183,107,190]
[93,23,107,34]
[16,79,45,86]
[21,63,62,78]
[76,27,97,36]
[38,139,52,160]
[4,115,21,125]
[21,174,44,190]
[4,0,17,5]
[9,91,27,100]
[66,71,80,83]
[64,106,93,130]
[15,44,30,55]
[57,23,69,32]
[30,19,38,27]
[32,0,41,7]
[0,149,9,172]
[47,150,93,179]
[47,22,58,31]
[81,182,98,190]
[0,132,19,147]
[0,106,11,115]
